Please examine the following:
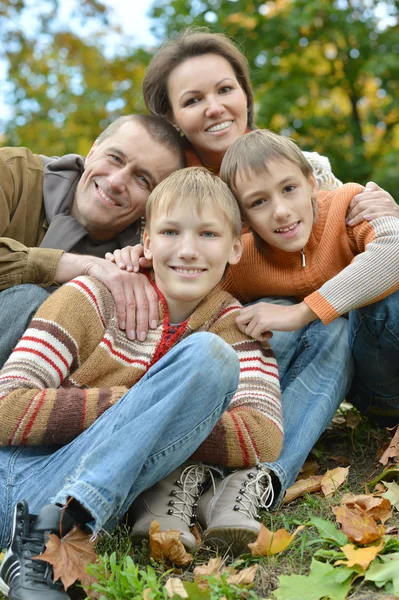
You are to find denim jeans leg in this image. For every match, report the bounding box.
[0,332,239,546]
[0,285,50,368]
[347,290,399,426]
[255,299,353,504]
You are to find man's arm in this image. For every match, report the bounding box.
[0,276,128,446]
[190,297,283,468]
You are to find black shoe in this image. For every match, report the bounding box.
[0,500,76,599]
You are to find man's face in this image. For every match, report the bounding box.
[72,120,182,240]
[234,159,317,253]
[143,199,242,323]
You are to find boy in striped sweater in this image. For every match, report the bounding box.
[0,167,282,598]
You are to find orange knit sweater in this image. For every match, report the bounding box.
[223,183,399,324]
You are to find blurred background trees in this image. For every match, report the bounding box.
[0,0,398,195]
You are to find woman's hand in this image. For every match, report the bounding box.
[346,182,399,226]
[236,301,317,341]
[105,244,153,272]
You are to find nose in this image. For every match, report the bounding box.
[205,94,224,118]
[107,168,128,193]
[272,197,292,221]
[177,234,200,261]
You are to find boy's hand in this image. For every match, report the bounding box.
[105,244,153,272]
[346,182,399,226]
[236,301,317,340]
[55,253,159,340]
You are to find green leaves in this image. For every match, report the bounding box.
[365,553,399,596]
[274,559,355,600]
[308,517,348,547]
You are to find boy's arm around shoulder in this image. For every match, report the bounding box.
[0,276,128,446]
[305,184,399,324]
[191,294,283,468]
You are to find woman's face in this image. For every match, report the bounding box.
[167,53,248,167]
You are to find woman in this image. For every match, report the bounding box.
[113,28,399,553]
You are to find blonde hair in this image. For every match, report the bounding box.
[220,129,314,190]
[146,167,242,238]
[143,28,254,128]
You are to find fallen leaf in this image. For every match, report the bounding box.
[382,480,399,511]
[308,517,348,546]
[332,505,386,545]
[283,475,323,504]
[365,552,399,595]
[227,564,258,586]
[191,524,202,546]
[321,467,350,497]
[334,540,384,571]
[379,426,399,465]
[328,455,351,466]
[345,410,362,429]
[341,493,392,523]
[165,577,189,598]
[33,526,98,590]
[299,459,319,477]
[274,558,355,600]
[248,524,304,556]
[143,589,153,600]
[149,521,193,565]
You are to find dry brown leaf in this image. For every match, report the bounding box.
[334,540,384,571]
[33,526,98,590]
[283,475,323,504]
[321,467,350,497]
[327,455,351,466]
[248,524,304,556]
[194,557,224,579]
[379,426,399,465]
[149,521,193,565]
[332,505,386,545]
[298,459,319,478]
[341,493,392,524]
[345,410,362,429]
[143,589,153,600]
[227,564,258,586]
[165,578,189,598]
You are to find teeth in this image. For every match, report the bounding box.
[175,268,203,275]
[276,223,298,233]
[207,121,233,133]
[97,186,118,206]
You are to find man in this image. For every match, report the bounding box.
[0,114,185,366]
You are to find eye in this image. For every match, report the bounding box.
[109,154,123,164]
[219,85,233,94]
[250,198,266,208]
[138,174,150,189]
[184,96,200,107]
[201,231,218,238]
[161,229,178,236]
[284,185,296,193]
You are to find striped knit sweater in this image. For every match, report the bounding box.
[223,183,399,324]
[0,276,283,467]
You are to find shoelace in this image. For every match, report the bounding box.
[168,464,217,526]
[234,467,274,519]
[20,534,55,585]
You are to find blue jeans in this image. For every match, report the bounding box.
[347,290,399,427]
[0,284,50,368]
[0,332,239,548]
[250,298,353,505]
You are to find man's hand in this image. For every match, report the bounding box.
[105,244,153,272]
[55,253,159,340]
[236,301,317,341]
[346,182,399,226]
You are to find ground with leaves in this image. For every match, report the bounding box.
[1,412,398,600]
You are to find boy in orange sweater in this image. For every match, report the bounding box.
[220,129,398,431]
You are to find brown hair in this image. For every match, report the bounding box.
[143,28,254,128]
[96,114,186,168]
[146,166,242,238]
[220,129,314,190]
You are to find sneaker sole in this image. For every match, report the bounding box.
[203,526,258,556]
[0,576,10,596]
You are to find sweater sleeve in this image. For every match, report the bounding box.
[0,277,128,446]
[305,216,399,324]
[191,301,283,468]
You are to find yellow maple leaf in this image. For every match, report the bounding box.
[334,540,384,571]
[149,520,193,565]
[248,524,304,556]
[321,466,350,497]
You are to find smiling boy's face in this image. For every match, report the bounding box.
[234,158,317,253]
[143,199,242,323]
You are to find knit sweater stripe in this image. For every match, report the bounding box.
[0,276,283,465]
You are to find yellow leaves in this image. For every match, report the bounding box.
[283,475,323,504]
[321,467,350,497]
[34,526,98,590]
[379,426,399,466]
[248,524,304,556]
[334,540,384,571]
[332,505,386,545]
[149,521,193,566]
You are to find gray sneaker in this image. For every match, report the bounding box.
[130,464,216,550]
[196,466,274,555]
